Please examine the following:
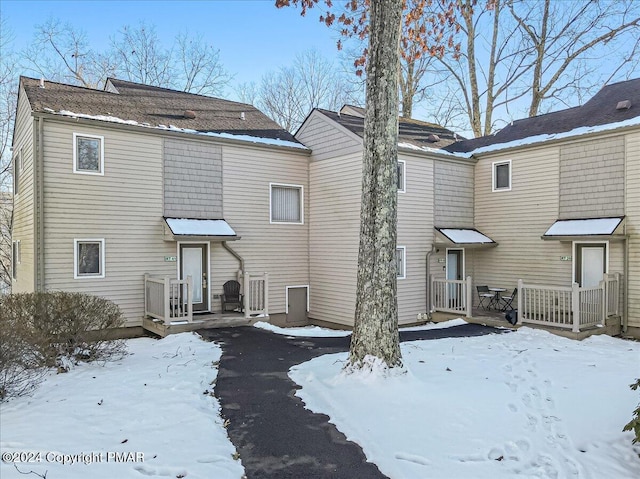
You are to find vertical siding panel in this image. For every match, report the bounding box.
[626,130,640,331]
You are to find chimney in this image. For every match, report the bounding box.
[616,100,632,110]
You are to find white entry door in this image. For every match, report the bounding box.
[446,249,464,308]
[579,245,606,288]
[180,244,208,312]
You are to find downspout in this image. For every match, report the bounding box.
[222,241,244,273]
[36,116,45,291]
[425,244,436,320]
[623,236,629,334]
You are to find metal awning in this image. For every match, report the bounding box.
[541,216,625,241]
[163,217,240,241]
[434,227,497,249]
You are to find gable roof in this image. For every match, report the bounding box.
[312,106,461,150]
[446,78,640,153]
[20,76,301,145]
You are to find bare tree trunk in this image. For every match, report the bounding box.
[349,0,403,369]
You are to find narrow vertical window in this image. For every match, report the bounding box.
[492,160,511,191]
[270,183,303,224]
[13,150,20,195]
[396,246,406,279]
[74,239,105,278]
[73,133,104,175]
[12,240,20,280]
[397,160,406,193]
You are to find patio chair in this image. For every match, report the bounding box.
[222,280,243,313]
[476,285,494,310]
[500,288,518,311]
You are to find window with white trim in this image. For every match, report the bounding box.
[12,240,20,280]
[13,150,20,195]
[74,239,105,279]
[73,133,104,175]
[396,246,406,279]
[397,160,406,193]
[492,160,511,191]
[270,183,303,224]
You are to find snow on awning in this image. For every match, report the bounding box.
[542,216,625,240]
[435,227,497,248]
[164,218,239,240]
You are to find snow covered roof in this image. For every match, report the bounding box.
[542,217,625,239]
[435,228,497,247]
[164,218,238,239]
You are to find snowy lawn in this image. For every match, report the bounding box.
[0,333,244,479]
[290,327,640,479]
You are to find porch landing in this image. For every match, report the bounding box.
[430,309,622,340]
[142,312,259,338]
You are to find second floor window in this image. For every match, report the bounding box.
[396,246,406,279]
[492,160,511,191]
[13,150,20,195]
[397,160,406,193]
[270,183,303,224]
[74,133,104,175]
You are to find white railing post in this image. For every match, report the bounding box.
[244,272,251,319]
[571,282,580,333]
[600,277,606,326]
[144,273,149,317]
[163,275,171,324]
[264,273,269,317]
[186,275,193,322]
[466,276,472,318]
[517,279,523,325]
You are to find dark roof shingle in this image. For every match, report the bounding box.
[21,76,300,144]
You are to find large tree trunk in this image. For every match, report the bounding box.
[349,0,403,369]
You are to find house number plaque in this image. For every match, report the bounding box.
[164,256,177,262]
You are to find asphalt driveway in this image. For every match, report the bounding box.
[199,323,504,479]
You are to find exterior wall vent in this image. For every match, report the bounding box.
[183,110,196,119]
[616,100,632,110]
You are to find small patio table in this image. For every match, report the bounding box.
[489,288,506,310]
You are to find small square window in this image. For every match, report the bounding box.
[270,183,303,224]
[396,246,406,279]
[73,133,104,175]
[74,239,105,278]
[397,160,406,193]
[492,160,511,191]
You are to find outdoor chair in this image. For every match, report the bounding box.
[222,280,243,313]
[476,285,494,310]
[500,288,518,311]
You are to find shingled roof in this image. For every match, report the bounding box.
[20,76,300,144]
[446,78,640,153]
[312,105,461,150]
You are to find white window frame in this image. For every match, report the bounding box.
[12,240,20,281]
[269,182,304,224]
[13,149,20,196]
[492,159,512,192]
[74,238,105,279]
[396,246,406,280]
[73,133,105,175]
[397,160,406,193]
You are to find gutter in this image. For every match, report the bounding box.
[623,237,629,334]
[425,244,436,319]
[36,116,45,291]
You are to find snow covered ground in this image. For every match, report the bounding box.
[0,333,244,479]
[290,326,640,479]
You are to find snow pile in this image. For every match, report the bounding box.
[0,333,244,479]
[253,321,351,337]
[290,327,640,479]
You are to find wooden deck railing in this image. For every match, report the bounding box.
[243,272,269,318]
[430,275,472,318]
[144,274,193,324]
[517,273,621,332]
